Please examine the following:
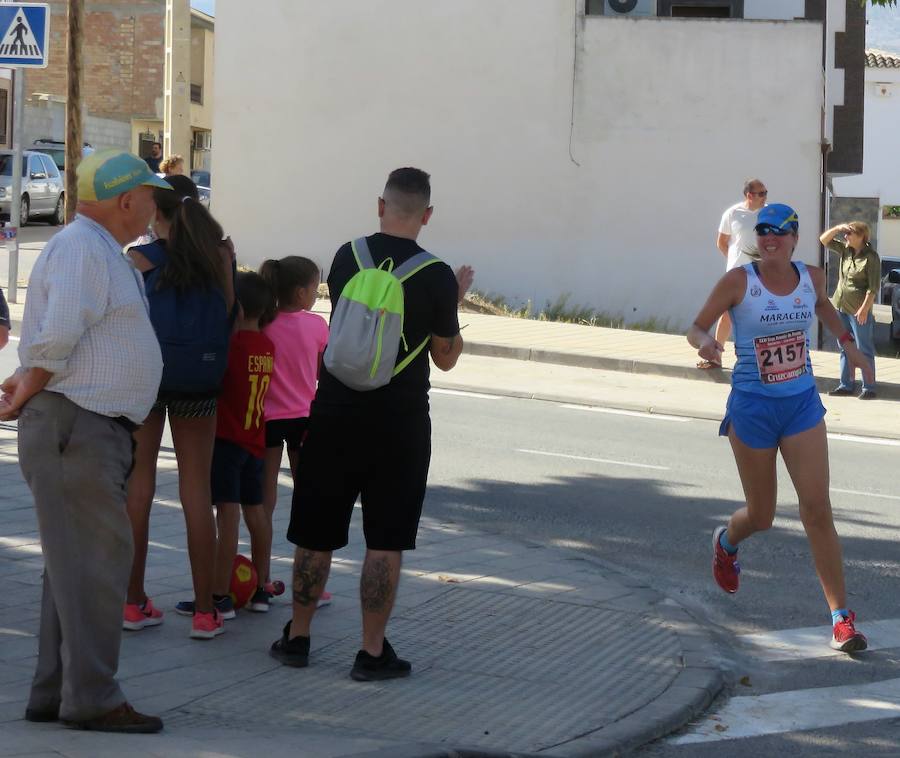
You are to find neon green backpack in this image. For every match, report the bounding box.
[323,237,440,391]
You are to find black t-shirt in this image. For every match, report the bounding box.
[314,233,460,416]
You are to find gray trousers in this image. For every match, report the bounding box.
[18,391,135,721]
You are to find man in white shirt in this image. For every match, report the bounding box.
[0,151,169,733]
[701,178,768,366]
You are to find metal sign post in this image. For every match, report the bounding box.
[0,2,50,303]
[7,67,21,302]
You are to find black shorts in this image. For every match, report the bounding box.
[210,438,264,505]
[287,412,431,552]
[152,390,218,418]
[265,417,308,450]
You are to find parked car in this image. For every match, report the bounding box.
[888,268,900,342]
[30,138,94,173]
[190,169,211,207]
[190,169,210,187]
[0,150,65,226]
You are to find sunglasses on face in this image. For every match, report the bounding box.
[756,224,792,237]
[749,190,768,197]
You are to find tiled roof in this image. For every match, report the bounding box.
[866,48,900,68]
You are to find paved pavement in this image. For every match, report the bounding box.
[0,425,719,757]
[3,233,900,755]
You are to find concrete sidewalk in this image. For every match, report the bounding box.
[0,424,721,758]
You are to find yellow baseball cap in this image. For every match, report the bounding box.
[77,149,172,201]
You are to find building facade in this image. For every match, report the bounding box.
[213,0,865,329]
[832,48,900,288]
[14,1,213,170]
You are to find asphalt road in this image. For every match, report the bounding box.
[422,386,900,756]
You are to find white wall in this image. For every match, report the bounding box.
[833,65,900,260]
[213,2,823,329]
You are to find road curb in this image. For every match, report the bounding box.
[553,601,724,757]
[461,340,900,413]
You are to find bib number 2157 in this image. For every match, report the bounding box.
[753,330,807,385]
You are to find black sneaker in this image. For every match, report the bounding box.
[350,638,411,682]
[248,588,271,613]
[25,706,59,722]
[269,621,309,667]
[174,595,236,620]
[859,389,878,400]
[828,385,854,397]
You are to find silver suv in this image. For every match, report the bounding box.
[0,150,65,226]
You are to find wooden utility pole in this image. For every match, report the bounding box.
[65,0,83,222]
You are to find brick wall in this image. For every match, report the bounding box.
[22,1,164,121]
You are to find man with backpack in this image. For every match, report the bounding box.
[0,150,170,731]
[270,167,474,680]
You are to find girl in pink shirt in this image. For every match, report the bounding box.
[253,256,330,611]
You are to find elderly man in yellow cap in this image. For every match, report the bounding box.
[0,151,171,733]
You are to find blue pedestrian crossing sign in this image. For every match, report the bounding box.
[0,4,49,68]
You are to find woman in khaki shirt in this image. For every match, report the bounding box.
[819,221,880,399]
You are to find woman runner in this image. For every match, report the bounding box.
[687,203,872,653]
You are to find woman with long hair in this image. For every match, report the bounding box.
[123,174,236,640]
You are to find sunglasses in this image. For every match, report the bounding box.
[749,190,768,197]
[756,224,793,237]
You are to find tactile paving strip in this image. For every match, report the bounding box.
[165,587,680,752]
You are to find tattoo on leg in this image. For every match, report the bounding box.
[360,556,393,613]
[292,550,327,607]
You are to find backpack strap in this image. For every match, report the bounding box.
[350,237,375,270]
[393,251,439,282]
[391,252,442,376]
[393,334,431,376]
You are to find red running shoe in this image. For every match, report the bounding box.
[712,526,740,594]
[831,611,867,653]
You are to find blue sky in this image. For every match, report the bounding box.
[868,5,900,53]
[191,0,214,16]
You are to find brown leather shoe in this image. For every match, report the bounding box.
[63,702,163,733]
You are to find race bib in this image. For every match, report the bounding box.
[754,330,807,385]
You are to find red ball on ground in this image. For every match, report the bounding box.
[229,554,258,609]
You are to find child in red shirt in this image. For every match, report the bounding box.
[176,272,276,625]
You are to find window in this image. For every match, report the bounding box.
[658,0,743,16]
[29,156,45,178]
[0,154,25,176]
[39,155,59,178]
[191,83,202,104]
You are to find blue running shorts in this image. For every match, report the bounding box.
[719,385,825,449]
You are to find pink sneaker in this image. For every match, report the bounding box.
[190,610,225,640]
[265,580,286,597]
[317,590,332,609]
[122,598,164,631]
